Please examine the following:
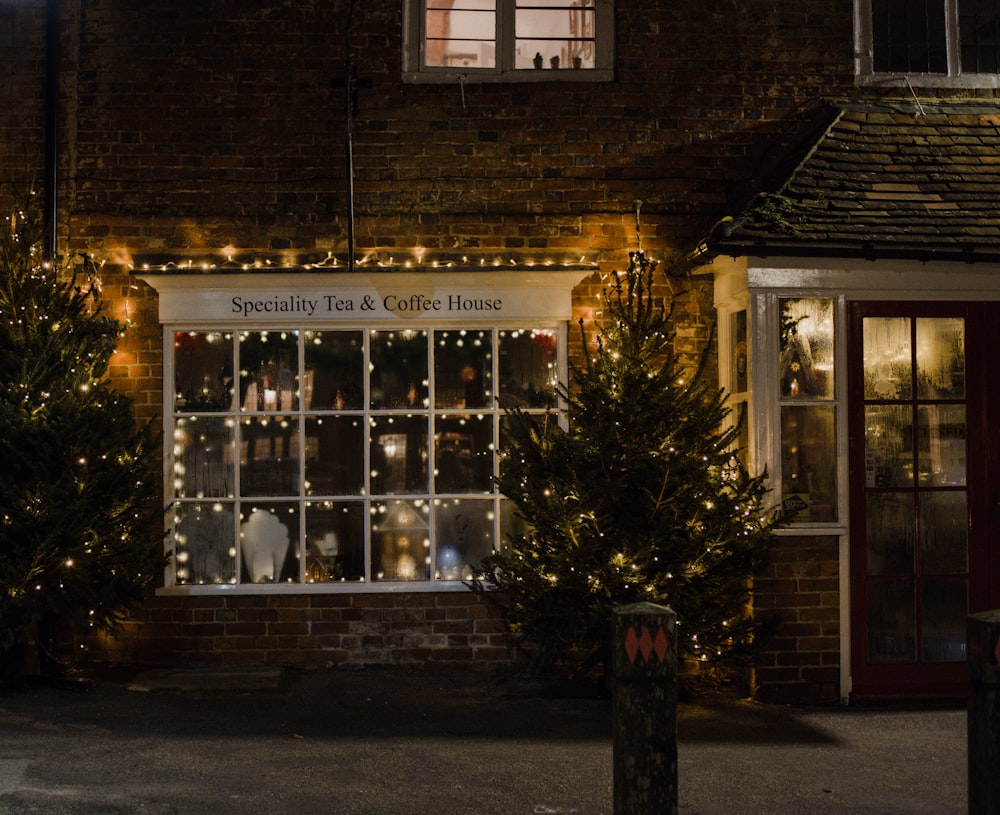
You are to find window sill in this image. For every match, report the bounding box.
[857,72,1000,89]
[402,69,615,85]
[158,581,474,596]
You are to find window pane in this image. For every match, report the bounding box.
[239,503,299,584]
[872,0,948,73]
[304,417,365,496]
[435,413,495,493]
[498,329,558,408]
[865,404,913,488]
[370,330,428,410]
[239,331,299,412]
[174,331,233,412]
[516,1,596,68]
[917,405,966,487]
[919,491,968,574]
[305,501,365,582]
[435,498,495,579]
[240,416,300,496]
[960,0,1000,73]
[304,330,364,410]
[174,501,236,585]
[434,329,493,408]
[173,416,234,499]
[864,317,912,400]
[779,298,834,399]
[516,7,592,38]
[370,415,429,495]
[921,578,968,661]
[780,405,837,522]
[866,492,915,575]
[868,578,916,663]
[372,499,431,581]
[425,2,497,69]
[499,496,530,549]
[731,310,748,394]
[916,317,965,399]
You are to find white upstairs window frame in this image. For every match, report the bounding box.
[402,0,615,84]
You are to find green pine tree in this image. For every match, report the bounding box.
[0,194,163,682]
[472,249,781,681]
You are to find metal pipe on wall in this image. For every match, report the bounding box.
[44,0,59,261]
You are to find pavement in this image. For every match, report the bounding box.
[0,665,967,815]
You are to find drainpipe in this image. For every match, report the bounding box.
[43,0,60,262]
[345,58,356,274]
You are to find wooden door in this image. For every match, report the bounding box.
[848,302,999,700]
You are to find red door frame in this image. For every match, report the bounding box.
[847,301,997,700]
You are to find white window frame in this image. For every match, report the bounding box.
[855,0,1000,88]
[137,268,588,595]
[402,0,615,84]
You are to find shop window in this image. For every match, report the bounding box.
[778,298,838,523]
[169,326,562,589]
[402,0,614,82]
[857,0,1000,83]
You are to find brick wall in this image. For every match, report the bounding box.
[0,3,46,213]
[753,534,842,703]
[4,0,888,698]
[86,592,511,671]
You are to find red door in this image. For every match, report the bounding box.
[848,301,1000,700]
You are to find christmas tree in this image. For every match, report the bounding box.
[0,193,163,683]
[472,247,781,682]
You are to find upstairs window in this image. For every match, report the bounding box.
[857,0,1000,84]
[403,0,614,83]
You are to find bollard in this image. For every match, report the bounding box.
[969,610,1000,815]
[612,602,678,815]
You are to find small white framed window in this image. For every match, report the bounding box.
[402,0,615,83]
[856,0,1000,87]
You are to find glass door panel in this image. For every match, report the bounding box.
[849,303,992,700]
[858,314,969,669]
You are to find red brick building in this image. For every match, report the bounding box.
[3,0,998,702]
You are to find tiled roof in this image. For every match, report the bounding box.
[705,100,1000,263]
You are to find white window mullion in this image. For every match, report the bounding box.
[945,0,962,75]
[499,0,516,74]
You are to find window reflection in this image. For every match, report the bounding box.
[239,503,299,583]
[434,414,494,493]
[174,501,236,585]
[304,330,364,410]
[434,498,495,580]
[916,318,965,399]
[239,331,299,412]
[305,501,365,582]
[173,416,234,499]
[370,330,428,409]
[498,329,558,408]
[372,499,431,581]
[174,331,234,412]
[863,317,912,400]
[434,329,493,408]
[240,416,300,496]
[779,298,834,399]
[304,416,365,496]
[370,416,429,495]
[780,405,837,522]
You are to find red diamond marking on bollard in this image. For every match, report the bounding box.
[653,626,669,661]
[639,627,654,662]
[624,626,640,664]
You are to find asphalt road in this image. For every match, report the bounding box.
[0,667,967,814]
